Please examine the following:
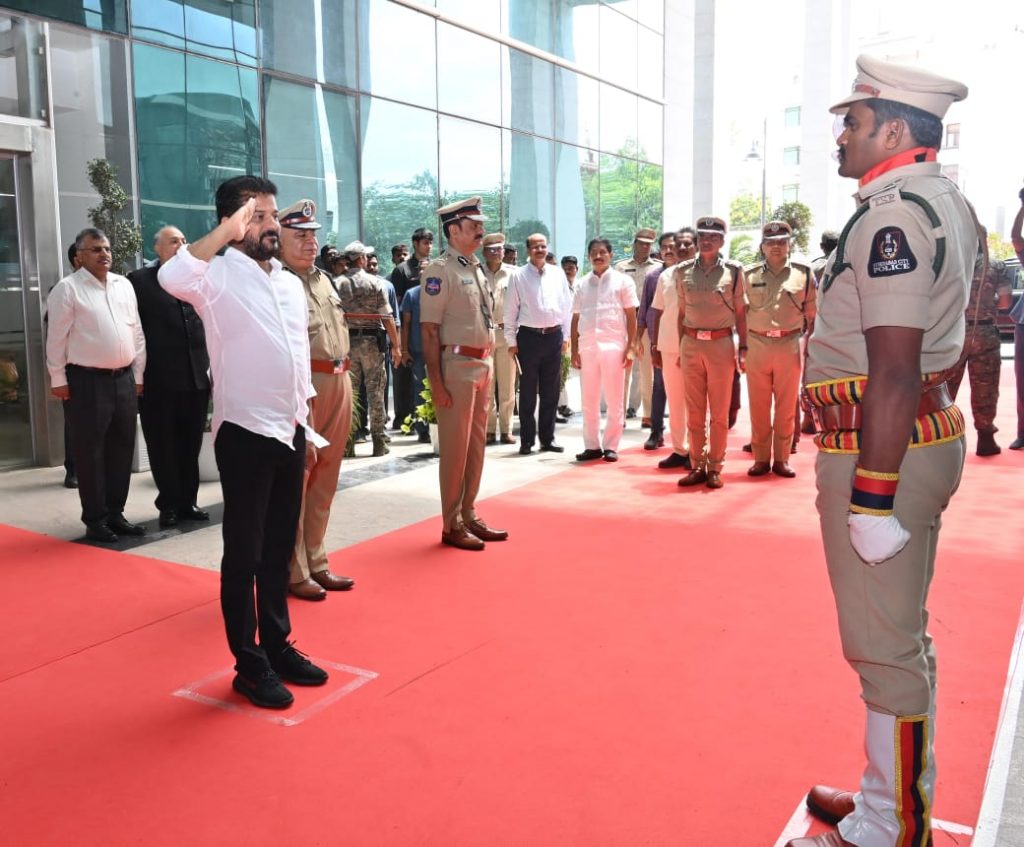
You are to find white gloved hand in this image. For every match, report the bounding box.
[848,513,911,565]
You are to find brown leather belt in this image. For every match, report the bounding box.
[750,327,802,339]
[67,364,131,376]
[443,344,492,359]
[814,381,952,431]
[682,326,732,341]
[311,358,350,375]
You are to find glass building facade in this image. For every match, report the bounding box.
[0,0,665,468]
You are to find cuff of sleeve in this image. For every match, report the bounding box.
[860,291,931,331]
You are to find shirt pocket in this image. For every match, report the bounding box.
[114,295,138,325]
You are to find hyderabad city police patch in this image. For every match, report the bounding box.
[425,277,442,295]
[868,227,917,277]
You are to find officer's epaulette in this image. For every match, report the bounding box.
[790,260,812,274]
[677,258,697,270]
[723,258,744,270]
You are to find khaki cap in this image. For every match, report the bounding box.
[482,233,506,248]
[634,227,657,243]
[342,240,374,257]
[436,196,487,225]
[762,220,792,240]
[695,216,727,235]
[279,199,321,230]
[830,54,967,119]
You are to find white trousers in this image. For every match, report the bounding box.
[581,346,627,451]
[661,351,688,456]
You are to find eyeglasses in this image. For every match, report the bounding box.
[484,246,504,253]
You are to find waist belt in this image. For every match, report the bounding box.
[812,381,952,432]
[750,327,802,339]
[310,358,351,375]
[519,325,560,335]
[349,327,382,337]
[682,326,732,341]
[443,344,492,359]
[67,364,131,376]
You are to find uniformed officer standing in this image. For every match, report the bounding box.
[742,220,816,479]
[615,227,662,423]
[420,197,508,551]
[789,57,978,847]
[481,232,517,445]
[947,242,1012,456]
[675,217,747,490]
[277,200,356,602]
[334,241,401,456]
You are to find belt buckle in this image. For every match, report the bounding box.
[767,329,783,338]
[331,358,343,373]
[696,330,711,341]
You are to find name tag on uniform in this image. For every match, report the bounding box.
[462,278,474,285]
[697,330,712,341]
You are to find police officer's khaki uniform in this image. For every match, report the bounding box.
[289,265,352,584]
[650,266,688,458]
[483,262,515,438]
[419,252,495,532]
[743,260,815,465]
[675,256,744,473]
[616,254,662,416]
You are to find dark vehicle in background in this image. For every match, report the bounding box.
[996,258,1022,343]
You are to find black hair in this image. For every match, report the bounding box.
[560,255,578,266]
[215,175,278,222]
[864,98,943,150]
[587,237,614,255]
[67,243,78,265]
[74,227,107,251]
[659,231,676,247]
[412,228,434,242]
[676,226,696,239]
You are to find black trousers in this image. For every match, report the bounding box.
[214,422,304,677]
[139,387,209,512]
[65,365,137,525]
[392,361,415,429]
[516,328,563,448]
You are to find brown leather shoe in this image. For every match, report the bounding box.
[311,570,355,591]
[705,471,724,489]
[806,785,856,825]
[678,468,707,487]
[486,433,497,445]
[289,578,327,601]
[785,833,855,847]
[464,518,508,542]
[500,434,516,444]
[772,461,797,478]
[441,525,485,550]
[747,461,771,477]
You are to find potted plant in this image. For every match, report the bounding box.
[401,378,439,454]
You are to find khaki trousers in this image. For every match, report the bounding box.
[624,342,654,416]
[815,437,965,715]
[487,341,516,436]
[661,351,688,456]
[746,333,801,463]
[682,335,735,472]
[290,371,352,583]
[436,351,493,532]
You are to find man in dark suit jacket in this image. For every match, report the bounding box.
[129,226,212,528]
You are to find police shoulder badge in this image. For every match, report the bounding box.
[867,227,917,278]
[457,255,469,267]
[425,277,442,295]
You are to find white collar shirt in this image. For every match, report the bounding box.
[503,261,574,347]
[650,266,681,353]
[158,245,315,449]
[573,269,639,351]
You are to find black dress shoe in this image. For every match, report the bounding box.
[519,444,534,455]
[108,514,146,536]
[63,472,78,489]
[602,450,618,462]
[643,433,664,450]
[557,405,573,417]
[576,448,604,462]
[85,522,118,543]
[658,452,690,469]
[539,442,564,453]
[555,415,569,424]
[626,407,636,419]
[742,442,753,453]
[159,510,179,528]
[1009,436,1024,450]
[178,506,210,521]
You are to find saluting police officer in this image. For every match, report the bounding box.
[335,241,401,456]
[420,197,508,551]
[790,56,978,847]
[277,199,356,602]
[742,220,816,479]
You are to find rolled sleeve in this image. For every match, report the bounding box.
[158,244,216,308]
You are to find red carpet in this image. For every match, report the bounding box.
[1,371,1022,846]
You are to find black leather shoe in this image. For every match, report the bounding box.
[108,514,146,536]
[539,442,564,453]
[1009,436,1024,450]
[602,450,618,462]
[742,442,753,453]
[519,444,534,455]
[63,472,78,489]
[643,433,664,450]
[232,669,294,709]
[85,522,118,543]
[658,452,690,470]
[576,448,604,462]
[626,407,636,419]
[772,462,797,478]
[555,415,569,424]
[268,641,329,686]
[159,510,179,528]
[178,506,210,521]
[557,405,573,417]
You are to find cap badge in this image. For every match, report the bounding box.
[301,202,313,218]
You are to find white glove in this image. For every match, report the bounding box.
[848,513,911,565]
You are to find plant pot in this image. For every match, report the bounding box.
[429,422,440,455]
[198,430,219,482]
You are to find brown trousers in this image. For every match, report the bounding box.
[682,334,735,472]
[746,333,801,463]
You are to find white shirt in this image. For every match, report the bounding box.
[504,262,574,347]
[651,266,682,354]
[46,267,146,388]
[573,269,638,352]
[158,245,315,449]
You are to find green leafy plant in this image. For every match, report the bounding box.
[401,378,437,433]
[770,200,814,253]
[86,158,142,273]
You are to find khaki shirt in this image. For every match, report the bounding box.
[743,261,816,334]
[806,161,978,383]
[965,258,1012,322]
[335,268,392,330]
[287,265,349,361]
[419,251,495,349]
[674,256,745,330]
[481,262,514,335]
[615,255,662,300]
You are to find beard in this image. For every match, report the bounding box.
[242,229,280,262]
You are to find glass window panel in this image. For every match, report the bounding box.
[134,44,262,255]
[508,0,553,56]
[0,15,48,120]
[599,7,636,91]
[554,142,598,266]
[784,106,801,128]
[50,27,133,263]
[637,0,663,33]
[130,0,257,66]
[361,97,439,261]
[438,117,502,247]
[637,97,662,164]
[2,0,126,34]
[360,0,436,108]
[607,0,639,19]
[637,30,662,99]
[506,131,554,248]
[437,23,501,126]
[265,77,360,250]
[438,0,499,29]
[553,0,598,76]
[784,146,800,166]
[554,66,598,148]
[637,161,663,233]
[599,154,637,255]
[262,0,357,87]
[506,48,554,139]
[599,83,637,157]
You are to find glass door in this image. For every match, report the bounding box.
[0,154,33,468]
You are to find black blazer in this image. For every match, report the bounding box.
[128,263,210,392]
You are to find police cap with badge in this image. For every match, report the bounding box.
[762,220,792,241]
[279,199,322,230]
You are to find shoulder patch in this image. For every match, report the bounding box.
[457,255,469,267]
[868,227,917,278]
[869,191,899,209]
[424,277,442,296]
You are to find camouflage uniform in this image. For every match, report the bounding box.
[948,259,1012,434]
[335,267,393,440]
